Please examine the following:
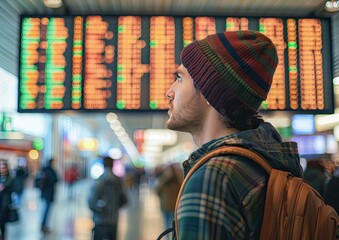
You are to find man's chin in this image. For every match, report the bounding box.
[166,119,174,130]
[166,120,188,132]
[166,118,177,131]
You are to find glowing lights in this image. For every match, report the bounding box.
[259,18,286,110]
[149,16,176,110]
[32,138,44,151]
[20,18,40,110]
[287,19,299,110]
[90,163,104,179]
[28,149,39,160]
[77,138,99,151]
[43,0,63,8]
[18,16,333,113]
[226,17,249,31]
[108,148,123,159]
[298,19,324,110]
[325,0,339,12]
[183,17,194,47]
[44,18,68,110]
[72,16,83,109]
[84,16,113,109]
[106,112,141,166]
[117,16,148,110]
[195,17,216,40]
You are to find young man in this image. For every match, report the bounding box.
[88,156,128,240]
[166,30,303,239]
[40,158,58,234]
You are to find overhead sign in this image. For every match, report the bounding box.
[18,15,334,113]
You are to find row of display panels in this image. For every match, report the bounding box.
[18,15,334,113]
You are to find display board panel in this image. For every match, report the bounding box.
[18,15,334,113]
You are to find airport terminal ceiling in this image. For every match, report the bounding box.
[0,0,337,77]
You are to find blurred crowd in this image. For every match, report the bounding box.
[0,154,339,240]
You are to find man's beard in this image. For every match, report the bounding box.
[166,96,204,133]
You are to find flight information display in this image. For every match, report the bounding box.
[18,15,334,113]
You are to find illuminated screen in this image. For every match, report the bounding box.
[291,114,315,135]
[291,135,337,155]
[18,15,334,112]
[291,135,326,155]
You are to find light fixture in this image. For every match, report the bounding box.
[325,0,339,12]
[43,0,63,8]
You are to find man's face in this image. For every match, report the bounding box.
[0,162,8,176]
[166,64,207,133]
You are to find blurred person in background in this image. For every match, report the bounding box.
[325,166,339,214]
[13,163,29,204]
[39,158,59,234]
[155,162,183,238]
[303,158,329,197]
[323,159,336,183]
[64,163,80,200]
[0,160,18,240]
[88,156,128,240]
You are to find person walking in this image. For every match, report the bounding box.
[325,167,339,214]
[155,162,183,237]
[88,156,128,240]
[164,30,303,239]
[13,164,29,204]
[39,158,58,234]
[303,158,333,198]
[64,163,80,200]
[0,160,18,240]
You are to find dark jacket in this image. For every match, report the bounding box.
[0,175,16,223]
[304,166,327,197]
[14,167,29,195]
[325,175,339,214]
[40,166,58,202]
[155,163,183,212]
[88,169,127,225]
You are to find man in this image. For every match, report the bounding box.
[88,156,128,240]
[155,162,183,240]
[40,158,58,234]
[303,158,329,197]
[325,167,339,214]
[165,30,303,239]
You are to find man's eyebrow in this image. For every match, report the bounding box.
[177,69,184,75]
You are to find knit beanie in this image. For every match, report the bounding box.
[180,30,278,113]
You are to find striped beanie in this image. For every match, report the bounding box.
[180,30,278,113]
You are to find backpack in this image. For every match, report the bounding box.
[89,177,128,214]
[174,145,339,240]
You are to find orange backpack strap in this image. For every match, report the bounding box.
[174,145,271,237]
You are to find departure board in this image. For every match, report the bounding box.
[18,15,334,113]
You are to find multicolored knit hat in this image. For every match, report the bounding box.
[180,30,278,113]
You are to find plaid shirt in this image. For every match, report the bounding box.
[174,123,302,240]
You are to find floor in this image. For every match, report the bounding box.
[6,177,165,240]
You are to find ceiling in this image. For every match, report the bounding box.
[0,0,337,77]
[0,0,338,157]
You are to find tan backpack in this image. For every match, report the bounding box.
[174,145,339,239]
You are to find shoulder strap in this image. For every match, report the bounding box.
[174,145,271,237]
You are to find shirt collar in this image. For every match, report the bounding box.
[182,132,243,176]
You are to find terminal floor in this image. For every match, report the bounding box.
[6,177,165,240]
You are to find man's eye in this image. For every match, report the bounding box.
[174,72,182,82]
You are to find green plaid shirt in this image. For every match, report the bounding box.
[174,123,302,240]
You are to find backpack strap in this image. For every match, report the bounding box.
[174,145,271,237]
